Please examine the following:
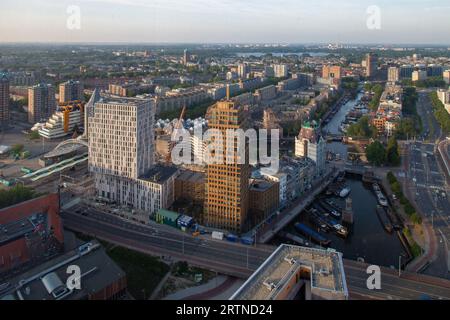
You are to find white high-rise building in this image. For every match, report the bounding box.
[237,63,249,79]
[295,121,326,177]
[273,64,289,78]
[88,96,177,217]
[388,67,400,83]
[444,70,450,85]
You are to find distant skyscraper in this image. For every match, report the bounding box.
[365,53,378,78]
[295,121,326,177]
[0,73,10,127]
[387,67,400,82]
[59,80,84,104]
[204,99,250,233]
[28,83,56,124]
[237,63,249,79]
[444,70,450,85]
[183,49,190,65]
[273,64,289,78]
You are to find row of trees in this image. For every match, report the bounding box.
[396,87,422,139]
[366,137,401,167]
[364,83,384,111]
[402,76,447,89]
[387,172,422,225]
[429,92,450,134]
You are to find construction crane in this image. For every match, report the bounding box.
[167,105,186,163]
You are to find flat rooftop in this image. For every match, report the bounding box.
[249,179,276,192]
[139,165,178,184]
[0,241,125,300]
[176,170,204,184]
[230,244,348,300]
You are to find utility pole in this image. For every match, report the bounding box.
[182,233,185,255]
[246,247,249,270]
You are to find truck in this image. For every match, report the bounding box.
[211,231,224,240]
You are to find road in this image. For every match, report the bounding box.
[404,140,450,279]
[416,90,441,143]
[61,202,450,300]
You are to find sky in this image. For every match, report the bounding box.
[0,0,449,44]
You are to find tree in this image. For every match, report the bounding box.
[0,185,37,209]
[386,137,401,166]
[346,116,377,138]
[366,140,386,166]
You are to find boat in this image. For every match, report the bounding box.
[339,187,351,198]
[318,200,342,218]
[373,184,388,207]
[294,223,331,246]
[325,199,343,212]
[333,223,348,237]
[375,205,393,233]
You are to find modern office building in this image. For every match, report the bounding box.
[230,244,348,300]
[38,101,85,139]
[0,73,10,126]
[204,99,250,233]
[59,80,84,104]
[28,83,56,124]
[387,67,400,82]
[88,95,154,185]
[295,121,326,177]
[88,96,177,217]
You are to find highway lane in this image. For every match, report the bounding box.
[61,205,450,300]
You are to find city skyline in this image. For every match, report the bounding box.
[1,0,450,44]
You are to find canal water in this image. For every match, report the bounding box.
[276,91,408,268]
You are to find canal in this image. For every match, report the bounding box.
[275,90,408,268]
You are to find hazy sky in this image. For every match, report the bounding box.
[1,0,449,44]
